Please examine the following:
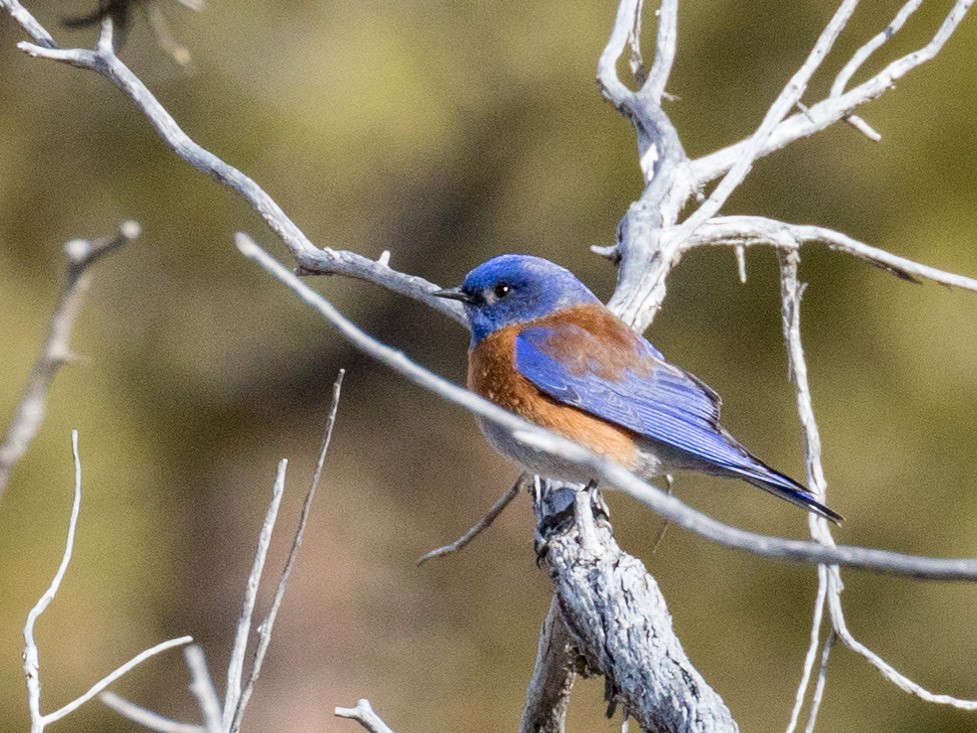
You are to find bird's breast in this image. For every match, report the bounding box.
[468,325,640,475]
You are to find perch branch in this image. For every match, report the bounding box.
[238,233,977,581]
[0,221,139,505]
[534,487,737,731]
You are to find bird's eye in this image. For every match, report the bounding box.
[493,282,511,299]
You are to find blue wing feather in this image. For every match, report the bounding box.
[514,324,744,468]
[514,322,844,523]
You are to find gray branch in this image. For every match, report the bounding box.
[534,486,736,732]
[0,221,139,505]
[239,233,977,581]
[520,596,578,733]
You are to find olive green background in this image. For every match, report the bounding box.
[1,0,976,730]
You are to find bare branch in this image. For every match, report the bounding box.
[47,636,194,725]
[831,0,922,98]
[520,596,578,733]
[23,431,83,732]
[642,0,678,103]
[691,0,974,187]
[238,233,977,580]
[223,459,288,727]
[417,473,525,565]
[0,4,465,326]
[100,692,204,733]
[184,645,223,733]
[537,486,737,732]
[779,251,977,711]
[802,630,835,733]
[335,699,397,733]
[0,221,139,505]
[0,0,54,46]
[230,370,345,733]
[684,215,977,292]
[785,566,828,733]
[24,431,193,730]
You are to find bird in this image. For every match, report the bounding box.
[433,254,843,524]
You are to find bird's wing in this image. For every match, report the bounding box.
[513,321,755,472]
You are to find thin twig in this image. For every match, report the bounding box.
[831,0,923,97]
[683,216,977,292]
[100,692,204,733]
[641,0,678,103]
[779,251,977,710]
[223,458,288,727]
[335,699,397,733]
[0,221,139,505]
[691,0,974,187]
[229,370,345,733]
[416,473,525,565]
[47,636,194,725]
[23,431,193,730]
[784,565,828,733]
[23,431,83,733]
[184,645,223,733]
[802,630,836,733]
[238,233,977,581]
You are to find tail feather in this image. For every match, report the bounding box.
[738,463,844,524]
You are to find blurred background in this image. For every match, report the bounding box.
[1,0,976,730]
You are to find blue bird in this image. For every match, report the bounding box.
[434,254,843,523]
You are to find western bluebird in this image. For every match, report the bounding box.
[434,254,843,523]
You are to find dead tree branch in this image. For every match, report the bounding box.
[0,221,139,505]
[23,431,193,733]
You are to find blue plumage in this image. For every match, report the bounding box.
[434,254,843,523]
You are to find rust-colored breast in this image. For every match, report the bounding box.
[469,321,639,468]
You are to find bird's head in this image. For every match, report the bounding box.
[434,254,600,344]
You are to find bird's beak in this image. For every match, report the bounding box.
[431,287,473,304]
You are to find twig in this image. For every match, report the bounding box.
[223,458,288,728]
[229,370,345,733]
[335,699,397,733]
[779,251,977,710]
[184,645,223,733]
[100,692,204,733]
[802,630,836,733]
[520,596,578,733]
[690,0,974,188]
[0,1,465,326]
[238,232,977,581]
[0,221,139,505]
[24,431,193,731]
[23,431,83,733]
[641,0,678,103]
[416,473,525,565]
[683,216,977,291]
[784,566,828,733]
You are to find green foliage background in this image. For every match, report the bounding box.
[1,0,976,730]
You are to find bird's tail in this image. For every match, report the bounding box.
[737,462,844,524]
